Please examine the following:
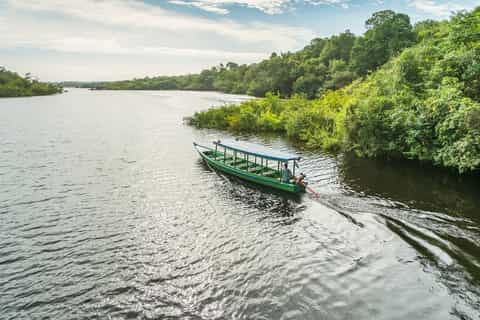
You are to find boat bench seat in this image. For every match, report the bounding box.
[248,166,263,173]
[215,155,231,160]
[262,170,278,177]
[236,163,250,169]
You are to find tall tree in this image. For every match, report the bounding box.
[351,10,415,75]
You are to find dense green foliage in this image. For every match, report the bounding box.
[0,68,62,97]
[191,8,480,173]
[92,10,415,99]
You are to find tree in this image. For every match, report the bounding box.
[351,10,415,75]
[319,30,356,64]
[324,60,356,90]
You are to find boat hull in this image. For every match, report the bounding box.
[195,144,304,194]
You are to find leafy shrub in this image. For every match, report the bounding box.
[190,7,480,173]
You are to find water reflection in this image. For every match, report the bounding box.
[337,152,480,314]
[338,153,480,222]
[196,160,303,224]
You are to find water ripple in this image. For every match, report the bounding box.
[0,90,478,320]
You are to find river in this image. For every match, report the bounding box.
[0,89,479,319]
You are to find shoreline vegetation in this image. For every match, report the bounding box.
[62,8,479,173]
[190,8,480,173]
[0,67,62,98]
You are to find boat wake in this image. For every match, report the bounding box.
[314,193,480,319]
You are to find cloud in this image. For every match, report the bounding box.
[169,0,230,14]
[408,0,468,17]
[167,0,352,15]
[168,0,290,14]
[3,0,313,50]
[0,0,316,80]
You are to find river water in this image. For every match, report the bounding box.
[0,89,479,320]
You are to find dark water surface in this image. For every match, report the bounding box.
[0,89,479,319]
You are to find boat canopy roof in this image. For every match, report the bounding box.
[215,139,301,162]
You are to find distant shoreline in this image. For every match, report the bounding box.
[0,68,63,98]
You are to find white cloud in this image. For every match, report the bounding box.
[3,0,315,50]
[168,0,290,14]
[169,0,231,14]
[0,0,317,80]
[167,0,351,15]
[408,0,468,17]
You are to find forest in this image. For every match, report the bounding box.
[90,10,418,98]
[0,68,62,97]
[190,8,480,173]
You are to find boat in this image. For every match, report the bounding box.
[194,140,306,194]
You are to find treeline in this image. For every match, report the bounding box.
[0,68,62,98]
[58,81,101,88]
[92,10,417,98]
[191,8,480,173]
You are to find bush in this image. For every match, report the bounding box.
[190,7,480,173]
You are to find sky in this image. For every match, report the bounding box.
[0,0,476,81]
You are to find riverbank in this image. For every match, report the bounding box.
[190,8,480,174]
[0,68,62,98]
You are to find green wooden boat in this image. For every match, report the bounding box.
[194,140,305,194]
